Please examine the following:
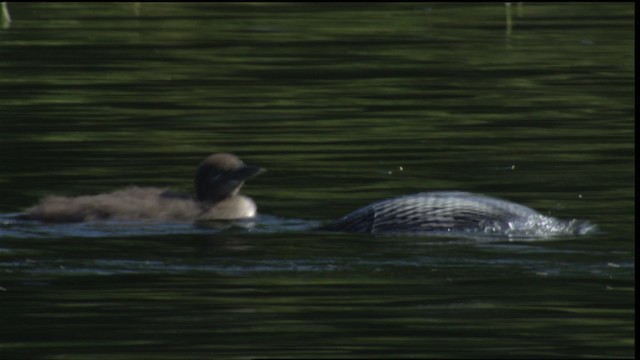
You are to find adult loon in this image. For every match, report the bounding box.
[24,153,265,222]
[320,191,591,236]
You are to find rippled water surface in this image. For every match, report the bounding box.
[0,3,634,359]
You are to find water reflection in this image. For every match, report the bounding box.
[0,2,634,359]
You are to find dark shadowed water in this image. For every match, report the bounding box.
[0,3,634,359]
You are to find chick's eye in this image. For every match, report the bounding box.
[209,173,222,183]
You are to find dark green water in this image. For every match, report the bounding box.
[0,3,634,359]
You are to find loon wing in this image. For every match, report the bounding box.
[322,192,542,234]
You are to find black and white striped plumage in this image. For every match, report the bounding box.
[321,192,580,236]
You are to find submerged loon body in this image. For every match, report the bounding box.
[24,153,264,223]
[321,191,591,237]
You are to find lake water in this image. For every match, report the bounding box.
[0,3,634,359]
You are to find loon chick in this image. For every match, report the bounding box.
[24,153,265,223]
[321,191,588,236]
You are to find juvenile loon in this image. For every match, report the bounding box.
[320,191,591,237]
[24,153,265,223]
